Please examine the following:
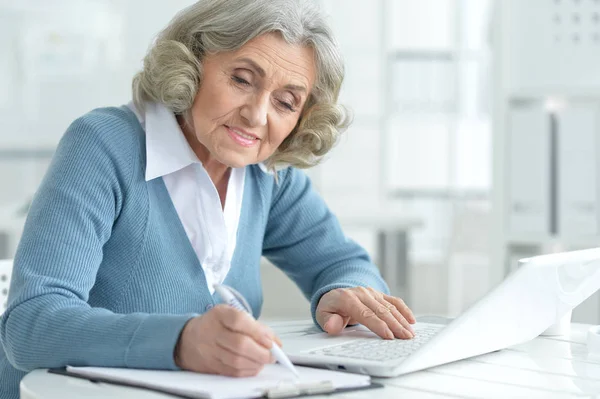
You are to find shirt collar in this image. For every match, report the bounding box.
[141,102,200,181]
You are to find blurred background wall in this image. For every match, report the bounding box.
[1,0,599,323]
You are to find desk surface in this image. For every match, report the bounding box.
[21,320,600,399]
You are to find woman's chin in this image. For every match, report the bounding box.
[219,154,255,169]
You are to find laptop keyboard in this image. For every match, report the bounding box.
[308,325,443,362]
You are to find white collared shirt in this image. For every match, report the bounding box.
[127,102,245,294]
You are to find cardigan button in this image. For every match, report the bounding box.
[205,304,214,312]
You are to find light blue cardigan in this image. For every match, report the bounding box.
[0,106,388,398]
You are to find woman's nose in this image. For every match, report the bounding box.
[240,91,269,127]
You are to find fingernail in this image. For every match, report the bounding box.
[386,329,394,339]
[262,334,273,347]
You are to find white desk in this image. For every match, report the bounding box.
[21,319,600,399]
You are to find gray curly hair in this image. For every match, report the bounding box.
[132,0,351,170]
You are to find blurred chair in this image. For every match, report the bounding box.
[0,259,13,314]
[259,258,310,321]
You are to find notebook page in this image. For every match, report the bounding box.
[66,364,370,399]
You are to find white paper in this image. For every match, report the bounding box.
[66,364,370,399]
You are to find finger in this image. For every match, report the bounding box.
[384,294,416,324]
[372,296,414,338]
[357,291,412,339]
[216,305,274,348]
[216,341,266,371]
[213,355,263,378]
[269,335,282,349]
[366,288,414,336]
[322,313,349,334]
[341,291,394,339]
[215,328,272,365]
[265,326,283,348]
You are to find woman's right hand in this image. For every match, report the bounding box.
[174,304,281,377]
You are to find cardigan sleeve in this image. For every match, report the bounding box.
[262,168,389,327]
[0,110,194,372]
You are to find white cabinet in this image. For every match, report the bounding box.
[557,104,600,237]
[507,104,551,236]
[493,0,600,323]
[506,0,600,94]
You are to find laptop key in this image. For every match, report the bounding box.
[308,325,443,361]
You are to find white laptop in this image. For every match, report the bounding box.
[280,247,600,377]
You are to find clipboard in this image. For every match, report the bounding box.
[48,366,384,399]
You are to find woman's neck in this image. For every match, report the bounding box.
[203,157,231,187]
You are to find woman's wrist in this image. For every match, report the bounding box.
[174,319,192,369]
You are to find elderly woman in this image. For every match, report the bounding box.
[0,0,415,396]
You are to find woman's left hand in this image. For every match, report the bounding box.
[315,287,416,339]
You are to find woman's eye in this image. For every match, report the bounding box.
[232,76,251,86]
[278,100,295,112]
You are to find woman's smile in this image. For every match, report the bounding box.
[225,125,261,148]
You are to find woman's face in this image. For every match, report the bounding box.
[184,33,316,168]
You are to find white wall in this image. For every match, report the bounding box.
[0,0,495,320]
[0,0,197,206]
[309,0,494,317]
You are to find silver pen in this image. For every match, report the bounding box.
[213,284,299,377]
